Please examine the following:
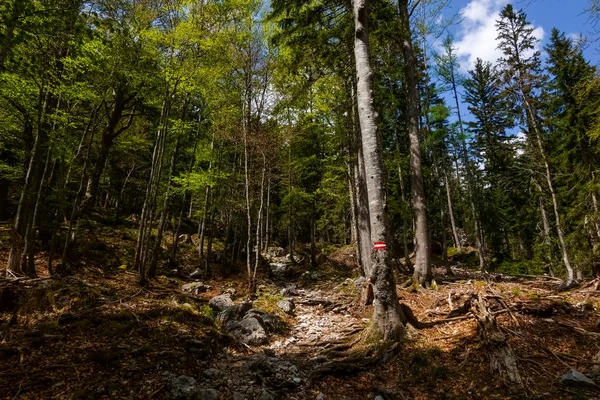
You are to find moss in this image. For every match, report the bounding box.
[254,292,285,315]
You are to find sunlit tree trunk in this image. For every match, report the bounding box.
[353,0,405,339]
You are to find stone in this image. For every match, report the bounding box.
[316,394,324,400]
[182,282,211,295]
[270,263,288,277]
[280,285,298,297]
[277,299,295,315]
[189,269,204,280]
[354,276,367,291]
[203,368,221,379]
[164,374,200,400]
[232,393,246,400]
[244,309,278,332]
[216,302,253,325]
[257,390,275,400]
[225,317,268,345]
[559,369,598,390]
[374,396,385,400]
[209,294,234,311]
[197,389,220,400]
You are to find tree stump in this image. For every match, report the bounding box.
[471,294,522,386]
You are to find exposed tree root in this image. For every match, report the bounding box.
[307,342,399,386]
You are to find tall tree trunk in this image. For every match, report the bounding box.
[148,134,182,278]
[134,93,171,285]
[444,171,461,251]
[8,84,55,274]
[399,0,431,286]
[353,0,405,340]
[448,56,485,269]
[522,94,574,284]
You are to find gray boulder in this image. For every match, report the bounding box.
[182,282,211,295]
[225,317,268,345]
[559,369,598,390]
[277,299,295,315]
[164,375,219,400]
[209,294,234,311]
[280,285,298,297]
[269,262,288,277]
[197,389,220,400]
[244,309,278,332]
[216,302,253,325]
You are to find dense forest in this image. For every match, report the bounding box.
[2,0,600,399]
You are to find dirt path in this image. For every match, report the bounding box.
[197,279,367,400]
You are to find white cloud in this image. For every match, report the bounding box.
[454,0,545,72]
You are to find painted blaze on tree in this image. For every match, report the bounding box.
[353,0,406,340]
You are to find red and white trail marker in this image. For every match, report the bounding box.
[373,241,386,251]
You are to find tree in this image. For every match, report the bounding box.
[463,58,516,260]
[353,0,406,339]
[434,36,485,270]
[398,0,431,286]
[496,5,575,286]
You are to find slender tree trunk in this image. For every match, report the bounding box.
[8,85,54,274]
[134,93,171,285]
[253,153,266,286]
[522,95,574,284]
[444,171,461,251]
[148,134,182,278]
[264,175,271,251]
[399,0,431,286]
[353,0,405,339]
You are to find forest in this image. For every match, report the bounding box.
[1,0,600,398]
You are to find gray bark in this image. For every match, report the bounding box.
[353,0,405,339]
[399,0,431,286]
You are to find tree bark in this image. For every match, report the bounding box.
[353,0,405,340]
[399,0,431,286]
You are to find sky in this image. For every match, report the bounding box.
[440,0,598,72]
[434,0,598,128]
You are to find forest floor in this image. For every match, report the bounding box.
[1,223,600,399]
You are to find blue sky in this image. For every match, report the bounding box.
[433,0,597,129]
[439,0,598,71]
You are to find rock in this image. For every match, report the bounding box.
[266,247,286,258]
[277,299,295,315]
[182,282,211,295]
[216,302,253,325]
[232,393,246,400]
[374,396,385,400]
[559,369,598,390]
[209,294,234,311]
[225,317,268,345]
[591,351,600,379]
[257,390,275,400]
[244,309,278,332]
[354,276,367,291]
[280,285,298,297]
[316,394,324,400]
[270,263,288,277]
[197,389,220,400]
[203,368,221,379]
[164,374,200,400]
[189,269,204,280]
